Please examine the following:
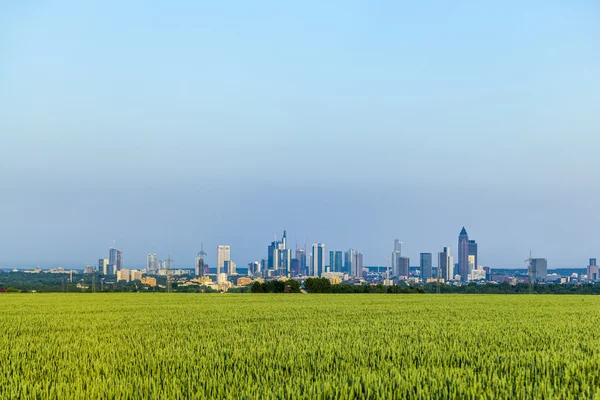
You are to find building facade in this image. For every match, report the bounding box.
[420,253,432,281]
[311,243,326,277]
[217,245,231,276]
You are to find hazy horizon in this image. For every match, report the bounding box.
[2,1,599,269]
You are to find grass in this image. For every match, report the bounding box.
[1,294,599,399]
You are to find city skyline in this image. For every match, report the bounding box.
[2,226,596,272]
[2,2,599,270]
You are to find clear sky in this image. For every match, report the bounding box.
[1,1,599,269]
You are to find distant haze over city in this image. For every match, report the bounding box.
[1,2,599,269]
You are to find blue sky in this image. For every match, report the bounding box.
[1,1,599,269]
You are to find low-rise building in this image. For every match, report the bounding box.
[141,276,157,287]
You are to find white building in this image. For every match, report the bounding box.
[311,243,326,277]
[217,245,231,276]
[147,254,158,274]
[468,266,486,281]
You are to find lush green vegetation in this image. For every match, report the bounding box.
[1,294,599,398]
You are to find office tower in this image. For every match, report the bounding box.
[268,240,280,271]
[344,249,364,278]
[109,247,123,272]
[355,252,363,277]
[458,227,470,281]
[397,257,410,279]
[98,258,108,275]
[468,240,478,271]
[147,254,158,274]
[267,230,289,275]
[260,259,267,276]
[224,260,236,275]
[345,249,355,276]
[217,245,231,276]
[391,239,402,277]
[468,255,475,273]
[311,243,326,277]
[295,248,307,276]
[195,246,206,277]
[437,247,453,281]
[587,259,599,281]
[329,251,343,273]
[107,264,116,275]
[420,253,432,281]
[248,261,260,276]
[528,258,548,282]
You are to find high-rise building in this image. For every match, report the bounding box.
[147,254,158,274]
[458,227,474,281]
[217,245,231,276]
[295,248,307,276]
[98,258,108,275]
[267,231,291,276]
[420,253,432,281]
[248,261,260,276]
[391,239,402,278]
[437,247,453,281]
[528,258,548,282]
[587,258,599,281]
[329,251,343,273]
[397,257,410,279]
[469,240,478,270]
[468,255,475,272]
[195,246,207,277]
[224,260,237,275]
[311,243,326,277]
[345,249,363,278]
[280,248,291,276]
[356,252,363,278]
[109,248,123,272]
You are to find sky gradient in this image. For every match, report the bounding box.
[1,1,599,269]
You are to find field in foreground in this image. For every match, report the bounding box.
[1,294,599,399]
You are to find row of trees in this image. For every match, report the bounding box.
[250,280,301,293]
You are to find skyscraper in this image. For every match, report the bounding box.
[420,253,432,281]
[312,243,326,277]
[587,258,598,281]
[147,254,158,274]
[195,246,206,277]
[109,247,123,272]
[267,230,290,275]
[528,258,548,282]
[280,248,291,276]
[397,257,410,279]
[217,245,231,276]
[438,247,453,281]
[391,239,402,277]
[469,240,478,271]
[295,248,307,276]
[458,227,473,281]
[329,251,343,273]
[345,249,363,278]
[98,258,108,275]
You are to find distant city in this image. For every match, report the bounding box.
[3,227,598,292]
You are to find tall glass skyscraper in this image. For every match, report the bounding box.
[311,243,326,277]
[109,248,123,272]
[420,253,432,281]
[458,227,476,281]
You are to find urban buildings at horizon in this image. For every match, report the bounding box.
[78,227,600,286]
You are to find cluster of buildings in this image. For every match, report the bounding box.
[67,227,595,290]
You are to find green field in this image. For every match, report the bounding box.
[1,294,599,399]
